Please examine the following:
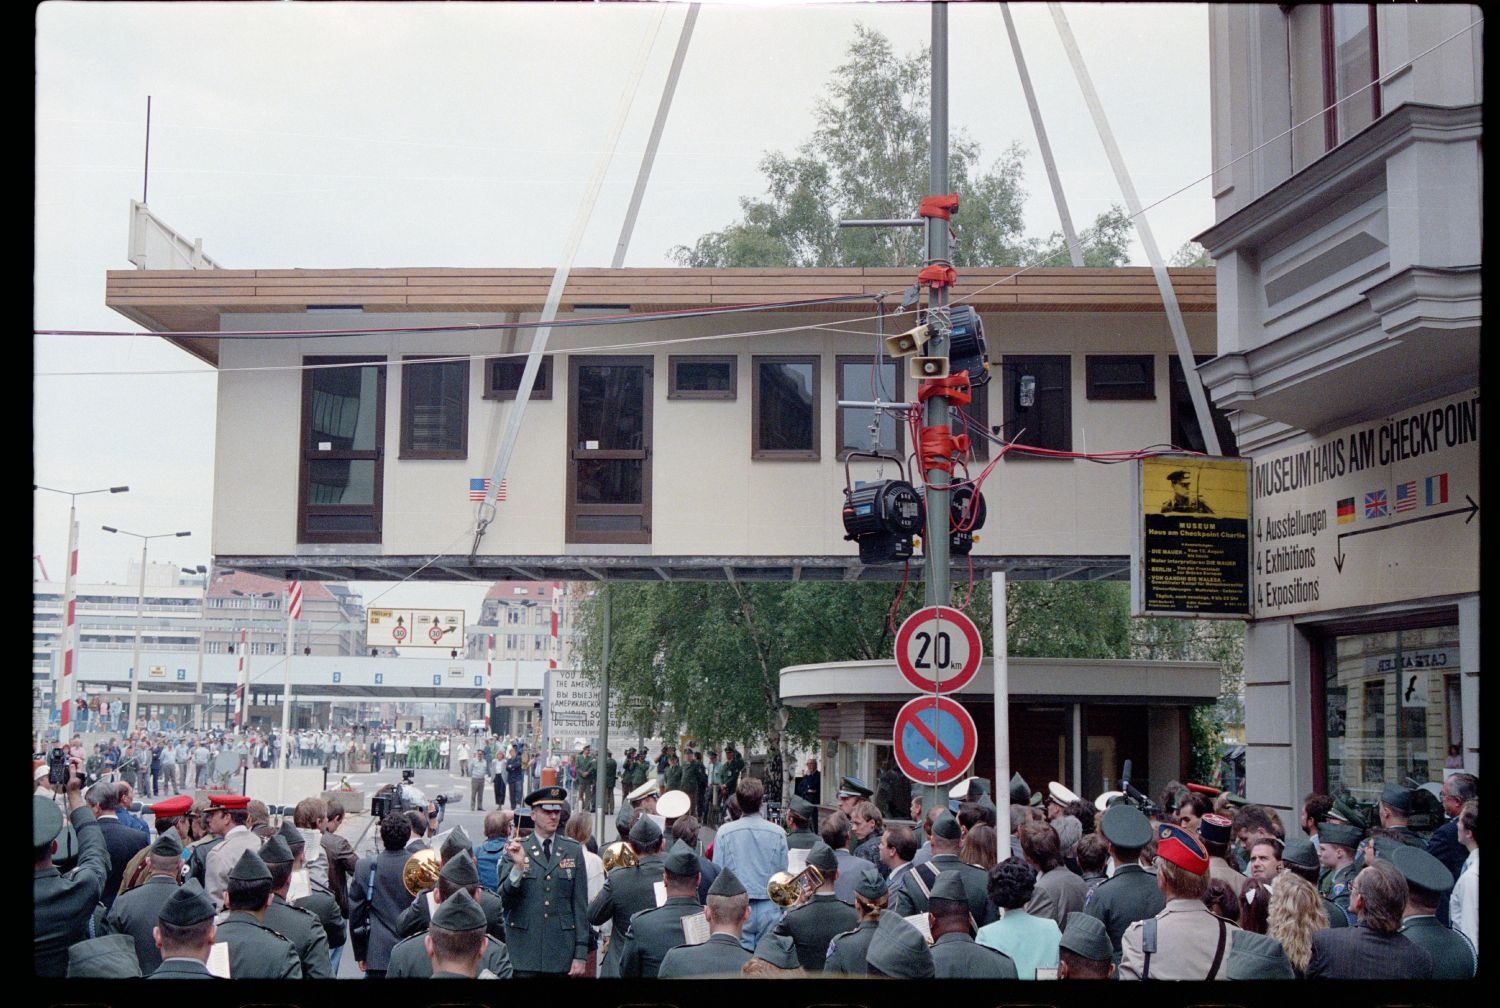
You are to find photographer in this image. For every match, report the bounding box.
[35,754,109,977]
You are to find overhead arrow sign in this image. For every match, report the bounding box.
[1333,495,1478,572]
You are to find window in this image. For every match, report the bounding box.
[1086,355,1155,400]
[400,357,468,459]
[752,356,820,459]
[506,634,520,651]
[999,355,1071,453]
[668,355,737,400]
[836,355,903,459]
[506,609,522,625]
[1289,5,1380,168]
[483,355,553,400]
[299,356,386,543]
[1169,356,1239,456]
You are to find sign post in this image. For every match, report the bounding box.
[893,604,983,790]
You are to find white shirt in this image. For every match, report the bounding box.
[1449,847,1478,950]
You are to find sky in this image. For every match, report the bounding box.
[33,0,1213,615]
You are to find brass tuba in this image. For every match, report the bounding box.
[601,840,638,874]
[402,848,442,896]
[767,863,825,906]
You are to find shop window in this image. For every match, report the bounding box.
[484,355,553,400]
[668,355,737,400]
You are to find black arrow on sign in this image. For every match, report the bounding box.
[1333,495,1478,572]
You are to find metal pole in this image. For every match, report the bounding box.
[277,589,295,805]
[236,628,249,733]
[596,584,611,848]
[192,609,206,735]
[127,537,147,734]
[991,572,1010,804]
[58,503,79,742]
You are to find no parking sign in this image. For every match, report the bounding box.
[892,695,978,787]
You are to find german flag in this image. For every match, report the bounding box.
[1336,497,1356,524]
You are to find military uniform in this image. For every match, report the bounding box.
[576,752,596,811]
[294,877,347,951]
[1119,898,1238,980]
[786,827,818,850]
[386,931,514,978]
[1400,915,1476,979]
[498,793,590,975]
[824,919,878,974]
[399,886,507,942]
[148,957,216,979]
[588,853,665,976]
[930,930,1019,979]
[603,757,618,814]
[618,896,705,978]
[264,893,333,979]
[1083,863,1164,962]
[771,893,858,972]
[105,874,182,974]
[891,854,997,927]
[215,909,303,978]
[34,800,110,978]
[658,931,753,978]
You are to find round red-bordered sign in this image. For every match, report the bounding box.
[894,605,982,693]
[893,695,978,787]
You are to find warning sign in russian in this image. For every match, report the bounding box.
[1132,455,1252,618]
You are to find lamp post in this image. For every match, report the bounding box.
[33,484,129,741]
[103,525,190,737]
[182,565,208,733]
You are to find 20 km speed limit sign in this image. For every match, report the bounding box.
[894,605,982,693]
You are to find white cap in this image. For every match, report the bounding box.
[657,790,691,819]
[1047,782,1080,806]
[626,777,661,804]
[948,777,977,801]
[1094,790,1125,812]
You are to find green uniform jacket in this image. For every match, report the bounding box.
[1325,861,1358,915]
[1400,915,1476,979]
[664,765,683,791]
[294,880,347,949]
[398,886,507,942]
[588,855,665,977]
[576,755,596,784]
[771,893,859,972]
[618,895,704,978]
[683,761,708,795]
[824,919,878,974]
[498,832,590,974]
[604,758,618,790]
[215,909,303,979]
[657,931,753,978]
[146,958,216,979]
[892,854,999,928]
[1083,863,1165,964]
[786,828,819,851]
[34,807,109,978]
[386,931,514,978]
[719,754,745,789]
[930,931,1019,979]
[189,835,223,888]
[105,874,180,975]
[264,894,333,979]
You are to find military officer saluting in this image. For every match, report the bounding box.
[1392,845,1476,979]
[498,784,590,976]
[617,839,705,978]
[1083,802,1164,963]
[214,849,303,978]
[148,880,219,979]
[589,811,667,976]
[927,869,1018,978]
[258,833,333,978]
[785,795,820,850]
[766,840,857,972]
[824,866,890,975]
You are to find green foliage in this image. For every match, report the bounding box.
[1006,582,1132,658]
[672,25,1128,270]
[1170,241,1211,267]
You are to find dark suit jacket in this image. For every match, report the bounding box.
[1305,923,1433,979]
[97,815,150,910]
[321,830,358,916]
[1424,818,1465,925]
[349,848,414,969]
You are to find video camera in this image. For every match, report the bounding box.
[1118,760,1164,819]
[40,747,99,790]
[371,769,432,820]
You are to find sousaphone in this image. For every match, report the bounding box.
[403,848,441,895]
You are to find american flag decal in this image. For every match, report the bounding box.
[1364,489,1388,519]
[469,477,507,501]
[1394,481,1417,513]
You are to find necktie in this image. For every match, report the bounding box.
[543,839,552,861]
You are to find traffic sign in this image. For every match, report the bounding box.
[894,605,982,693]
[893,695,978,787]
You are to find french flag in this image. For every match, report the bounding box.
[1425,473,1448,506]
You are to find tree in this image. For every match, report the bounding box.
[672,26,1129,270]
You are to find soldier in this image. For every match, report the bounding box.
[1317,818,1362,919]
[1082,802,1163,963]
[835,775,873,822]
[202,793,259,910]
[1377,784,1429,848]
[398,826,506,942]
[187,796,223,889]
[657,865,754,978]
[1197,812,1248,898]
[34,782,110,978]
[498,785,590,976]
[745,931,803,976]
[766,840,856,972]
[1118,822,1240,980]
[1161,469,1213,513]
[575,745,596,813]
[625,776,662,818]
[386,851,513,978]
[864,910,934,978]
[1392,845,1476,978]
[824,866,886,974]
[603,750,618,815]
[892,810,996,927]
[1305,859,1434,979]
[785,795,819,850]
[1280,835,1349,928]
[719,745,745,797]
[106,830,186,974]
[257,833,332,978]
[1056,911,1116,980]
[663,751,683,792]
[928,869,1018,978]
[682,748,709,818]
[618,839,705,978]
[589,810,666,975]
[272,820,346,965]
[148,880,219,978]
[424,888,495,979]
[1222,930,1296,980]
[214,849,303,978]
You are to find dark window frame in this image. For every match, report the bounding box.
[399,355,469,460]
[1321,5,1381,151]
[751,355,821,461]
[667,354,738,400]
[566,355,654,545]
[298,355,386,544]
[835,354,905,460]
[1085,354,1156,401]
[954,378,992,462]
[483,355,553,400]
[1169,355,1239,456]
[999,355,1072,455]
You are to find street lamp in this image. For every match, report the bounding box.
[33,483,129,740]
[102,525,190,735]
[182,566,208,733]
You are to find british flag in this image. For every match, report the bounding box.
[1364,489,1388,518]
[1394,481,1417,513]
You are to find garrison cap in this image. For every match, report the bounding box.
[1058,911,1112,962]
[524,785,567,810]
[616,803,636,836]
[1318,820,1364,850]
[1390,844,1454,897]
[33,795,65,848]
[1008,773,1031,807]
[259,834,293,865]
[277,819,306,850]
[1156,822,1209,875]
[1094,790,1126,812]
[1281,836,1319,871]
[228,848,272,882]
[627,777,661,804]
[159,880,217,927]
[1198,812,1233,845]
[707,866,746,898]
[1328,795,1369,829]
[1370,835,1402,861]
[658,790,691,820]
[807,840,839,873]
[151,830,184,858]
[431,887,487,933]
[1380,783,1415,813]
[788,795,816,820]
[440,849,480,887]
[150,794,193,817]
[866,910,935,978]
[1100,803,1152,849]
[853,865,887,901]
[209,793,250,810]
[837,775,873,799]
[663,838,700,876]
[1047,781,1081,807]
[927,868,968,904]
[629,812,664,847]
[752,931,800,969]
[66,934,142,979]
[440,824,473,861]
[1224,930,1294,980]
[932,810,962,841]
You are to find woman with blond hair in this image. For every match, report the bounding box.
[1267,871,1328,978]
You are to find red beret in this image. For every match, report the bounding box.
[150,795,194,817]
[208,793,250,810]
[1156,822,1209,875]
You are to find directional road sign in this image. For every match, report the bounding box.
[894,605,982,693]
[893,694,978,787]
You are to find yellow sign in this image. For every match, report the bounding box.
[1133,455,1252,618]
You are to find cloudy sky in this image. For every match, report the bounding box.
[33,0,1212,613]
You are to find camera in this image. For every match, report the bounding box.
[48,747,69,787]
[371,792,394,820]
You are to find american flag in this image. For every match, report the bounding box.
[1394,481,1417,513]
[1364,489,1388,519]
[469,477,507,501]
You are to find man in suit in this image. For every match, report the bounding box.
[106,830,186,974]
[498,785,590,976]
[1425,772,1477,923]
[617,840,705,978]
[588,811,666,976]
[1392,845,1475,978]
[893,810,997,927]
[766,841,856,972]
[820,811,878,902]
[88,779,149,910]
[34,778,111,978]
[1305,858,1434,979]
[657,865,754,978]
[1021,820,1088,926]
[147,881,218,978]
[215,849,303,978]
[928,869,1018,978]
[1083,803,1164,963]
[881,824,917,897]
[351,810,419,978]
[794,758,821,806]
